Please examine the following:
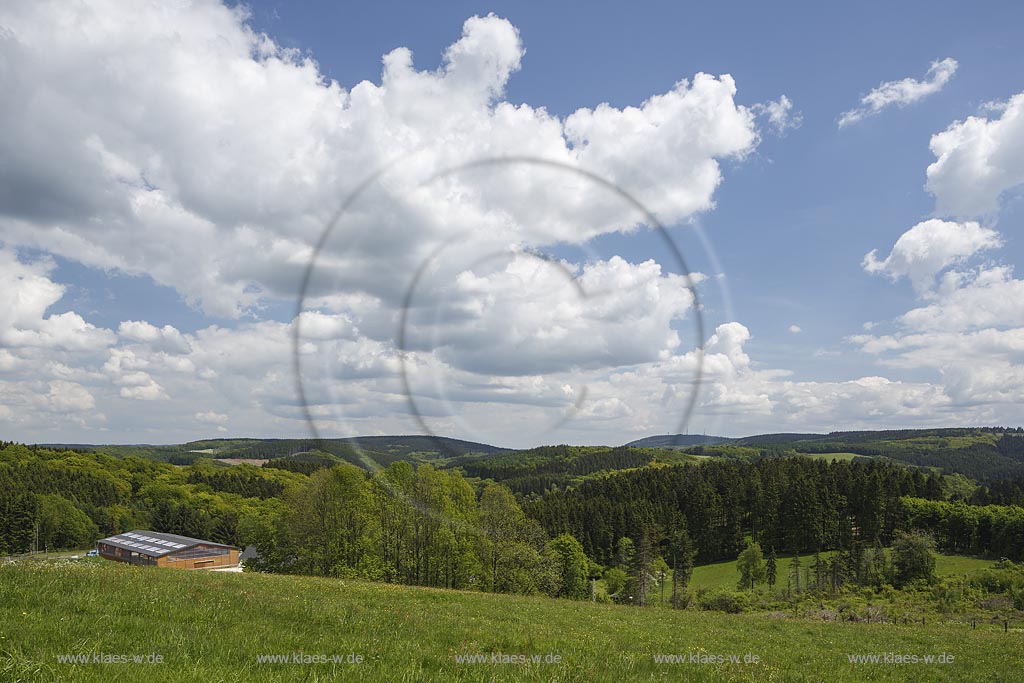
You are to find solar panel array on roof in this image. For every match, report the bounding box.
[98,529,237,562]
[97,529,235,558]
[102,533,174,555]
[122,532,187,550]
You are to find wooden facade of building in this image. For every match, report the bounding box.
[96,530,238,570]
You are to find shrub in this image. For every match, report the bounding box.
[968,562,1024,595]
[1010,585,1024,610]
[699,590,750,614]
[671,588,692,609]
[603,567,627,597]
[932,579,978,614]
[891,530,937,587]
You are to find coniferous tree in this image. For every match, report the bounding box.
[766,546,778,589]
[626,529,654,606]
[792,553,802,593]
[813,551,825,593]
[668,519,697,608]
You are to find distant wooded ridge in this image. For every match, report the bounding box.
[41,425,1022,453]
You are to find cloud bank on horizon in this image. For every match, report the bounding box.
[0,0,1022,447]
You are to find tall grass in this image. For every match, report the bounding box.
[1,560,1020,682]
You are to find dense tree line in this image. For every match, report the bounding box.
[522,458,947,565]
[972,476,1024,506]
[727,429,1024,482]
[458,447,652,497]
[217,439,379,466]
[459,446,651,479]
[825,427,1018,442]
[251,461,591,599]
[262,457,333,475]
[898,497,1024,560]
[0,445,132,508]
[2,440,594,602]
[868,441,1024,481]
[485,473,571,497]
[187,468,285,499]
[455,445,692,496]
[732,531,939,597]
[683,445,762,460]
[996,434,1024,460]
[791,442,883,456]
[0,442,295,554]
[774,432,1024,481]
[223,436,505,466]
[0,492,38,554]
[5,434,1024,609]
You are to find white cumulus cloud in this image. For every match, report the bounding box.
[926,91,1024,218]
[0,2,761,320]
[838,57,957,128]
[862,219,1002,293]
[0,247,116,351]
[47,380,95,413]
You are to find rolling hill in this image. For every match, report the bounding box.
[623,434,732,449]
[35,426,1024,482]
[2,560,1020,682]
[44,435,509,468]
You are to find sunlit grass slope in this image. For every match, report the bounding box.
[688,552,996,592]
[1,560,1019,682]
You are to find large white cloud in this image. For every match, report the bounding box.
[4,1,1019,445]
[0,1,759,320]
[0,1,778,443]
[862,219,1002,293]
[900,266,1024,332]
[854,228,1024,414]
[0,247,115,352]
[47,380,96,413]
[117,321,192,355]
[926,91,1024,217]
[852,78,1024,417]
[838,57,957,128]
[401,254,700,376]
[0,247,975,443]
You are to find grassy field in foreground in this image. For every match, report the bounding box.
[687,552,996,593]
[1,561,1021,682]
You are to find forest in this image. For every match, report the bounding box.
[3,428,1024,608]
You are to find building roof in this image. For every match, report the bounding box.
[97,530,236,558]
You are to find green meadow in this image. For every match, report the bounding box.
[796,452,865,462]
[686,551,995,592]
[1,560,1020,682]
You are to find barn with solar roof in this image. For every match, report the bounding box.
[95,530,239,569]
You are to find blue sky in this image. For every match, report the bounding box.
[238,0,1023,375]
[1,0,1022,445]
